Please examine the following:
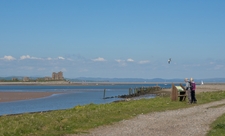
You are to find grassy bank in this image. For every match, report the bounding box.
[207,107,225,136]
[0,91,225,136]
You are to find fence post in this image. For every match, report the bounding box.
[129,88,132,95]
[103,89,106,99]
[171,84,178,101]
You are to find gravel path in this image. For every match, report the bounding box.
[72,99,225,136]
[69,85,225,136]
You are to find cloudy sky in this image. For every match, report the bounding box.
[0,0,225,79]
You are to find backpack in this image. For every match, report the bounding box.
[189,81,196,91]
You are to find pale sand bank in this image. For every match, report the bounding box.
[0,92,62,103]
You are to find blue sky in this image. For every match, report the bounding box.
[0,0,225,79]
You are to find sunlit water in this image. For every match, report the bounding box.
[0,84,174,115]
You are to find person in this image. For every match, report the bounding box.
[190,78,197,104]
[184,78,191,104]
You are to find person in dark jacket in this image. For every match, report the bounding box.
[190,78,197,104]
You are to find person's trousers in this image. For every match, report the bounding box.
[191,90,197,103]
[187,90,191,103]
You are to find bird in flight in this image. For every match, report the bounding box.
[168,58,171,64]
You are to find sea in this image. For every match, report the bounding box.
[0,83,177,116]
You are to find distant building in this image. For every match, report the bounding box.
[12,78,18,81]
[45,77,52,81]
[52,71,64,80]
[23,77,30,82]
[36,78,44,81]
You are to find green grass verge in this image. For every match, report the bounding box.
[207,113,225,136]
[206,96,225,136]
[0,91,225,136]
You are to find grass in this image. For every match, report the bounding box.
[207,97,225,136]
[207,113,225,136]
[0,91,225,136]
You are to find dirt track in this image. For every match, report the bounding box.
[70,84,225,136]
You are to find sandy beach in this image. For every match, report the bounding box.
[0,92,62,103]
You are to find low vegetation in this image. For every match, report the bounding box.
[0,91,225,136]
[207,106,225,136]
[207,114,225,136]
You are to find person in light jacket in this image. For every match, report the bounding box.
[184,78,191,104]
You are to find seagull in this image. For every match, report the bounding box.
[168,58,171,64]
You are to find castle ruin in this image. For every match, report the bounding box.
[52,71,64,80]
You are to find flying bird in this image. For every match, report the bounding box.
[168,58,171,64]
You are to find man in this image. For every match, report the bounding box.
[184,78,191,104]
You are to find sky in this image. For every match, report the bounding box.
[0,0,225,79]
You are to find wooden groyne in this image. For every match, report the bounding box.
[118,86,162,98]
[103,86,162,99]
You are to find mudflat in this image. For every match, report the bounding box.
[0,92,62,103]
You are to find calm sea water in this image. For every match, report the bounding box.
[0,84,175,116]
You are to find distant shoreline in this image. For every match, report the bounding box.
[0,81,224,86]
[0,81,183,86]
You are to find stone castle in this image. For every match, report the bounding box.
[52,71,64,80]
[20,71,64,81]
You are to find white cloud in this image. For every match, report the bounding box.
[92,57,106,62]
[47,57,52,60]
[1,55,16,61]
[115,59,124,63]
[32,57,42,60]
[127,58,134,62]
[58,56,65,60]
[214,65,224,70]
[209,62,215,65]
[115,59,127,66]
[20,55,31,60]
[20,55,42,60]
[139,60,150,64]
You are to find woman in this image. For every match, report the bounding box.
[190,78,197,104]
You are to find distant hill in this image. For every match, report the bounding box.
[67,77,225,83]
[0,76,23,80]
[1,76,225,83]
[0,76,37,80]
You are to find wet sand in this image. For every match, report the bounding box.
[0,92,62,103]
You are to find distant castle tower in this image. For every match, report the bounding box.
[52,71,64,80]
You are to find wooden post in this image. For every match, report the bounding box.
[171,83,178,101]
[129,88,132,95]
[103,89,106,99]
